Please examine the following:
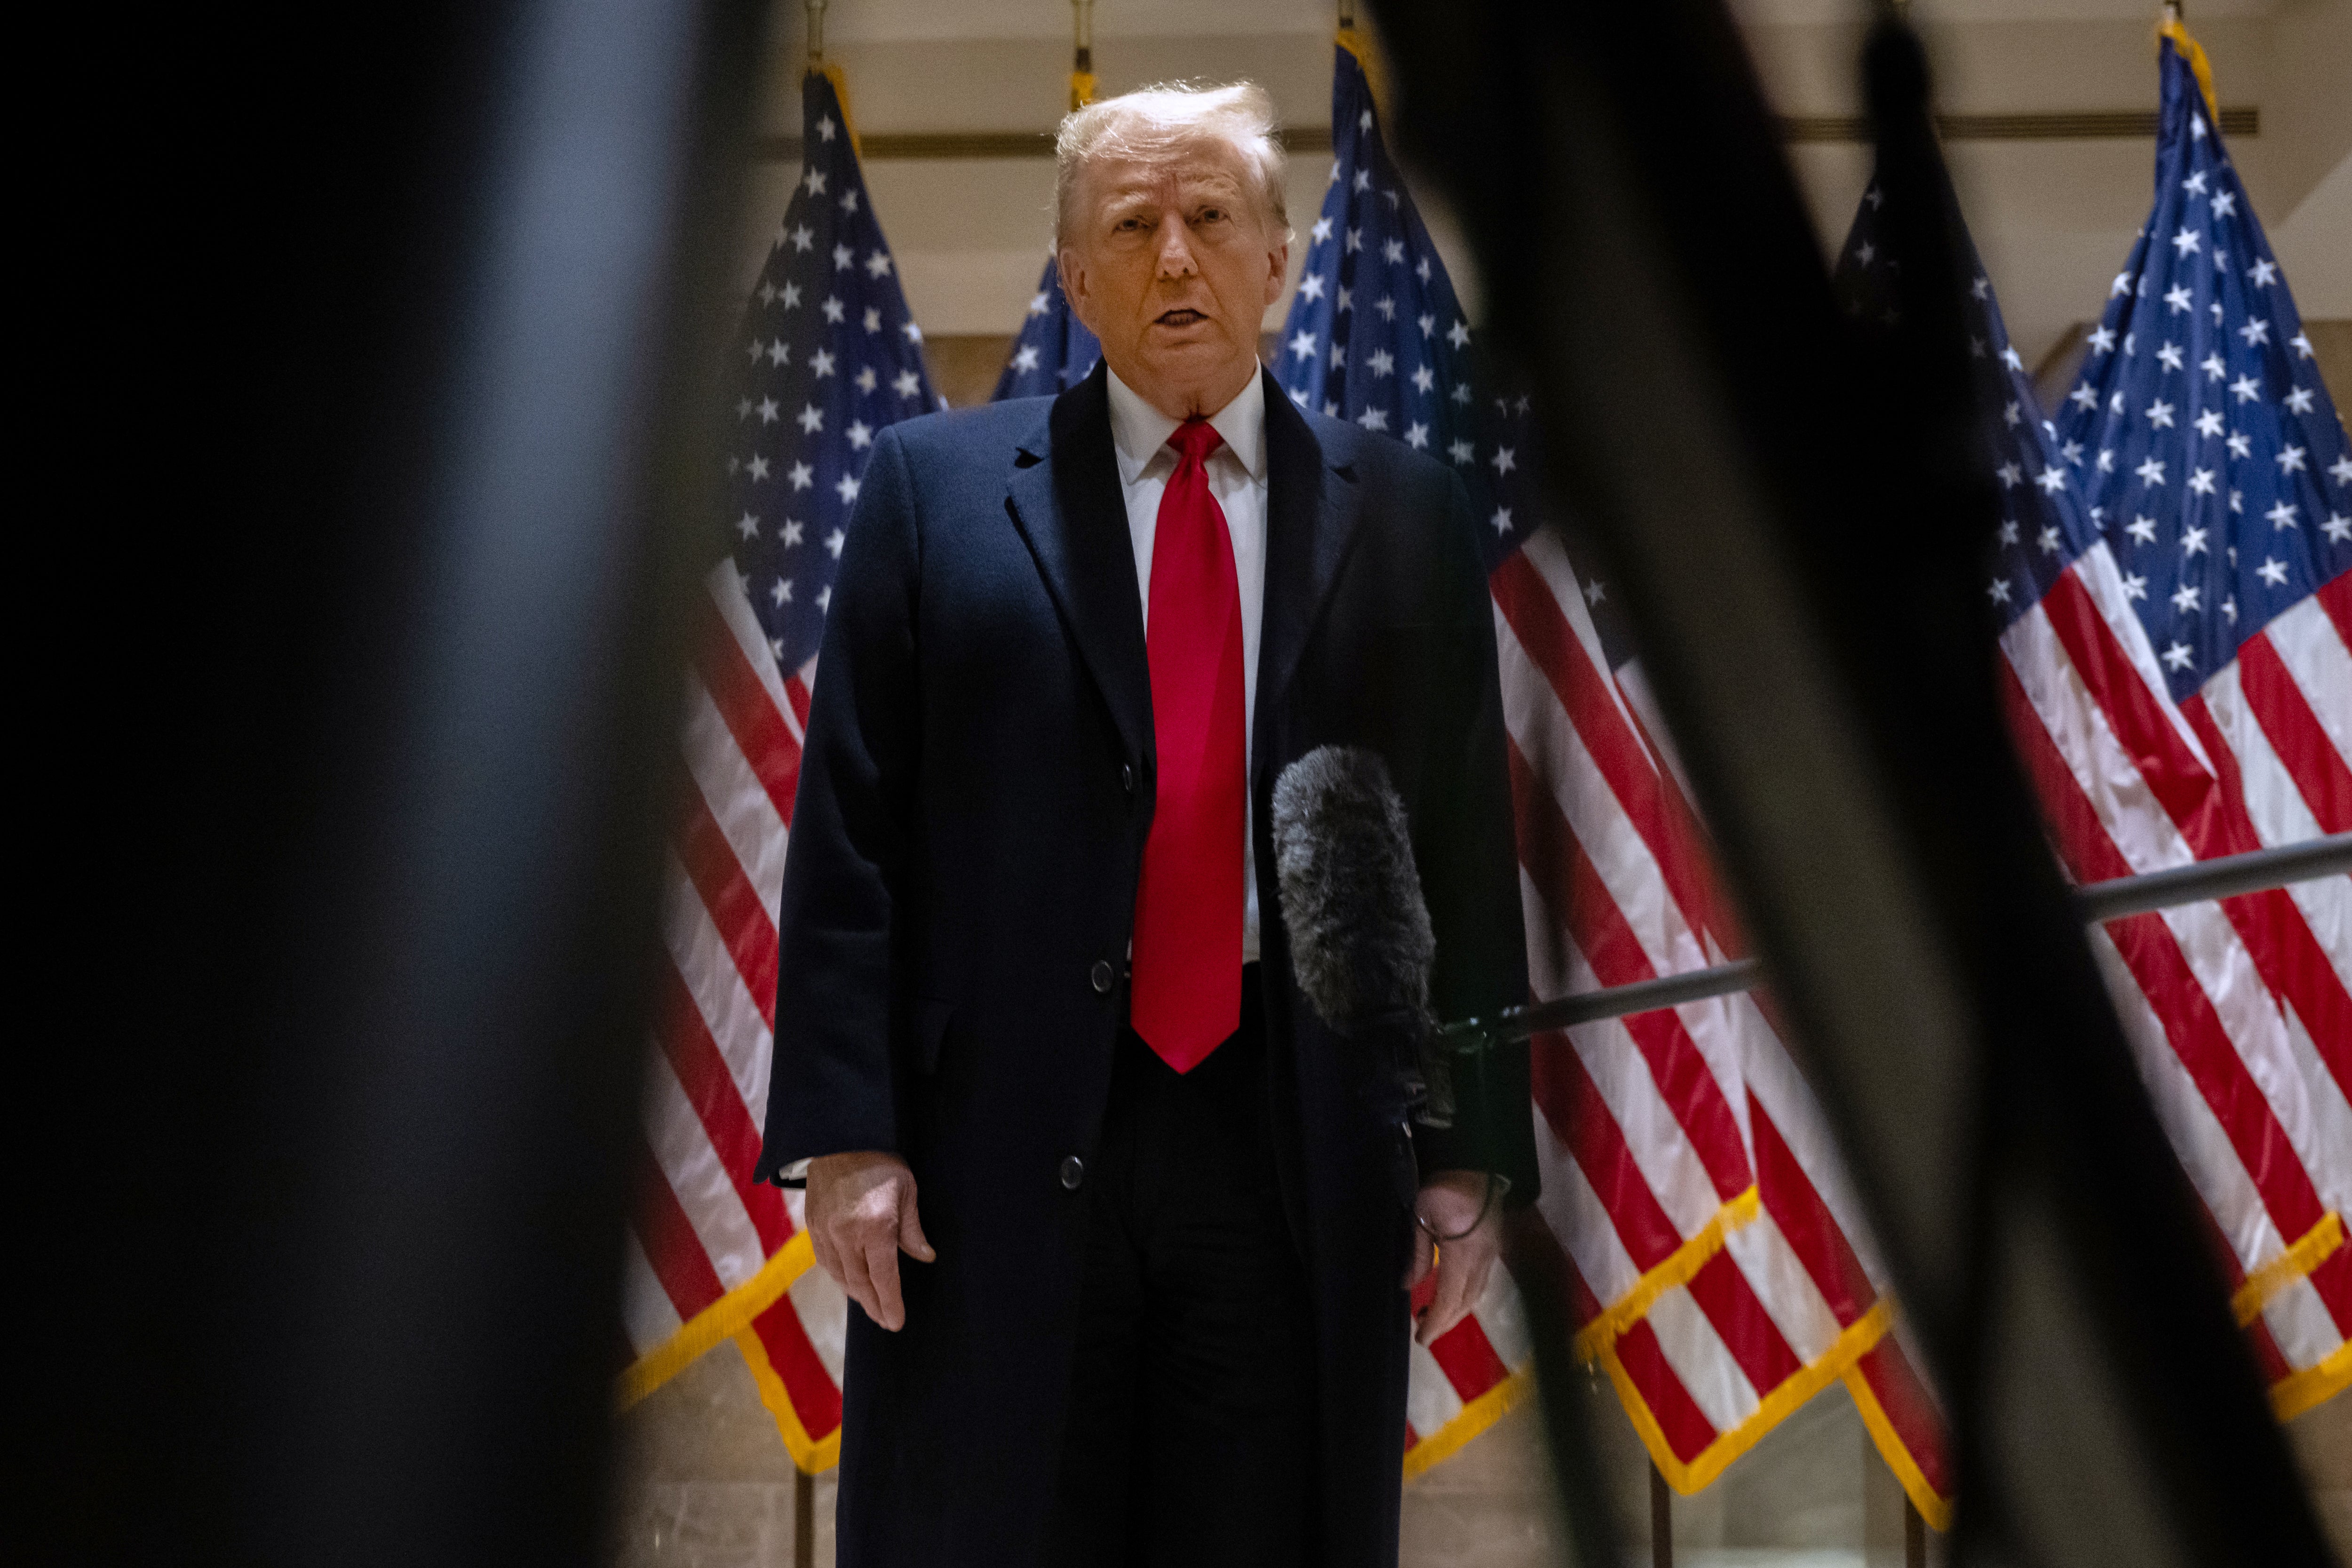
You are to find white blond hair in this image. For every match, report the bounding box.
[1054,81,1290,247]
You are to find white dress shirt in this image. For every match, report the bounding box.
[1104,366,1269,963]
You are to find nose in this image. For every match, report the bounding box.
[1153,218,1197,279]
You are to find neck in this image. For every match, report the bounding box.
[1118,356,1259,422]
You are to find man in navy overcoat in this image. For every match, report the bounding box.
[755,79,1536,1568]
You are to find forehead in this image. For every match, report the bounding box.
[1082,134,1256,209]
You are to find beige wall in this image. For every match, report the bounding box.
[1743,7,2352,364]
[736,0,2351,376]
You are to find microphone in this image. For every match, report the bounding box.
[1270,746,1455,1128]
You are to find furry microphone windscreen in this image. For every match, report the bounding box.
[1270,746,1437,1034]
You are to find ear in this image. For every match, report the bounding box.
[1058,245,1096,334]
[1262,241,1289,310]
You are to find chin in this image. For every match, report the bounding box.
[1144,338,1244,374]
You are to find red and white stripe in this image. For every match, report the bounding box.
[1460,529,2351,1507]
[619,561,847,1470]
[1999,554,2352,1409]
[1438,527,1959,1520]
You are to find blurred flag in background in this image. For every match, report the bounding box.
[617,64,937,1472]
[994,252,1100,403]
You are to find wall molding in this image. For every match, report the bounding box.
[755,108,2254,163]
[1782,106,2257,142]
[756,125,1337,162]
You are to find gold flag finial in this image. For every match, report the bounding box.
[1335,19,1390,124]
[803,0,858,158]
[1070,0,1097,110]
[2156,6,2221,123]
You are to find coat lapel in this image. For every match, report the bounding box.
[1004,365,1155,766]
[1255,366,1359,781]
[1003,363,1357,781]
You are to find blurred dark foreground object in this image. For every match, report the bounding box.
[1367,1,2331,1564]
[68,1,765,1563]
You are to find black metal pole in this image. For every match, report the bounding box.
[1466,833,2352,1039]
[2073,832,2352,923]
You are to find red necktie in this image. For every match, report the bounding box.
[1130,418,1246,1073]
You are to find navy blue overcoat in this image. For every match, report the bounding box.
[757,362,1535,1568]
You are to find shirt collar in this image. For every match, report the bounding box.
[1104,363,1268,486]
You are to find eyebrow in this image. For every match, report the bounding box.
[1098,168,1250,211]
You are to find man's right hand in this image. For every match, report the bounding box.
[805,1151,935,1331]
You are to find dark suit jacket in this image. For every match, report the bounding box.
[757,363,1534,1568]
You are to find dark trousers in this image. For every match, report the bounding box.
[1045,965,1319,1568]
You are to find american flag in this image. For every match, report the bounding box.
[993,251,1100,402]
[1930,24,2352,1418]
[1282,34,1955,1512]
[615,65,938,1470]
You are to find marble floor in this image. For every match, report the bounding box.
[607,1339,2352,1567]
[608,1345,840,1568]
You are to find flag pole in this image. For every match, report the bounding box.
[1649,1461,1673,1568]
[804,0,825,64]
[1070,0,1096,111]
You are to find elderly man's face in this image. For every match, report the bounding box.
[1060,135,1287,419]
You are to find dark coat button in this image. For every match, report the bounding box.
[1060,1155,1086,1190]
[1090,959,1114,994]
[1121,762,1135,792]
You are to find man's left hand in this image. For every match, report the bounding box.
[1406,1170,1502,1346]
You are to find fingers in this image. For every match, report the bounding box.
[1416,1250,1466,1345]
[807,1184,870,1317]
[805,1154,925,1330]
[832,1232,882,1326]
[898,1190,936,1264]
[864,1233,906,1331]
[825,1200,914,1330]
[1416,1233,1498,1346]
[1417,1259,1467,1344]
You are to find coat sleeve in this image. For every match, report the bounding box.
[1409,470,1540,1205]
[755,426,922,1181]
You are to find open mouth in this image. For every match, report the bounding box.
[1155,308,1208,327]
